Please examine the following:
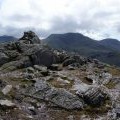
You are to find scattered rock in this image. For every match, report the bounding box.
[26,67,35,73]
[49,64,61,71]
[0,100,16,109]
[2,85,12,95]
[41,70,49,76]
[34,65,47,71]
[57,77,70,85]
[67,65,75,70]
[0,80,6,89]
[0,52,9,66]
[63,58,75,67]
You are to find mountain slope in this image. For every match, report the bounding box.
[44,33,110,55]
[44,33,120,66]
[0,35,17,43]
[99,38,120,51]
[0,31,119,120]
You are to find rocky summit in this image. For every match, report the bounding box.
[0,31,120,120]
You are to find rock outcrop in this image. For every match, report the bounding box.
[19,31,41,44]
[26,80,84,110]
[0,31,119,120]
[0,31,63,69]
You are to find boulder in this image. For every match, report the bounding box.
[63,58,75,67]
[0,52,9,66]
[30,49,59,67]
[63,55,87,67]
[26,80,84,110]
[77,86,109,106]
[0,56,32,71]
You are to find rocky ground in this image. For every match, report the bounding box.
[0,31,119,120]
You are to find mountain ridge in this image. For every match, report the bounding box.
[43,32,120,66]
[0,35,17,43]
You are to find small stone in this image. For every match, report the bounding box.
[67,65,75,70]
[26,67,35,73]
[34,65,47,71]
[67,115,74,120]
[49,64,61,71]
[41,70,49,76]
[28,106,36,115]
[2,85,12,95]
[0,100,16,109]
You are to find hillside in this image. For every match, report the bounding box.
[44,33,120,66]
[0,31,119,120]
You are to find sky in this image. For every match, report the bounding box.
[0,0,120,40]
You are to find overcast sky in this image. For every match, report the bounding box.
[0,0,120,40]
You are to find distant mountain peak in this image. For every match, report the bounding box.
[44,32,120,66]
[0,35,17,43]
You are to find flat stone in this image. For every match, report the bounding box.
[2,85,12,95]
[26,80,84,110]
[0,100,16,109]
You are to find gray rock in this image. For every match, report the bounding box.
[49,64,61,71]
[19,31,41,44]
[63,58,75,67]
[34,65,47,71]
[26,80,84,110]
[26,67,35,73]
[0,100,16,109]
[67,65,75,70]
[0,52,9,66]
[0,80,6,89]
[0,56,32,71]
[2,85,12,95]
[41,70,49,76]
[30,49,59,67]
[78,86,109,106]
[4,50,20,59]
[63,55,87,67]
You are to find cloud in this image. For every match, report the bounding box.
[0,0,120,40]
